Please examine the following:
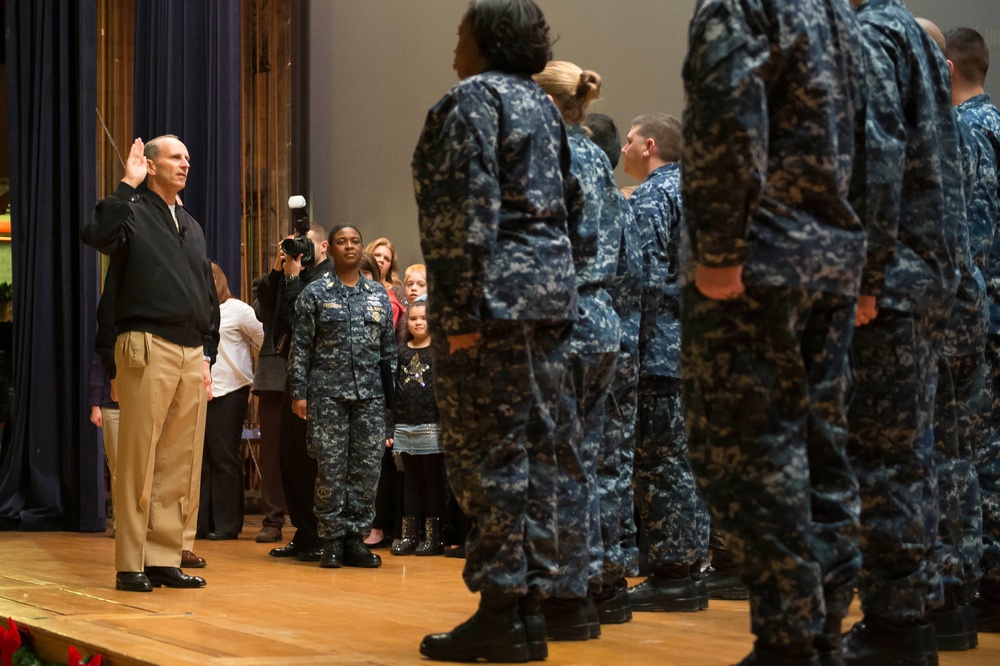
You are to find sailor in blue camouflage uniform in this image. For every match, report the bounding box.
[918,18,988,652]
[844,1,964,663]
[620,112,711,616]
[581,112,645,622]
[412,1,579,662]
[681,1,865,663]
[946,26,1000,634]
[929,102,988,650]
[533,61,623,640]
[288,224,396,570]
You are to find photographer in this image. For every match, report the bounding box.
[256,220,330,561]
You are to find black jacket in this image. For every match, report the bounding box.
[82,182,219,359]
[257,257,331,359]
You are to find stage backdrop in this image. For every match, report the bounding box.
[132,0,242,297]
[0,0,102,531]
[0,0,242,532]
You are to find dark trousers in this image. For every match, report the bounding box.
[279,379,319,547]
[401,451,446,521]
[257,390,287,529]
[371,445,401,538]
[198,386,250,536]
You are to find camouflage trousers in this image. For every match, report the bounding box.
[848,308,940,621]
[432,319,570,598]
[932,350,986,603]
[305,395,385,541]
[552,350,615,598]
[683,284,859,651]
[598,350,640,582]
[634,378,710,569]
[982,332,1000,585]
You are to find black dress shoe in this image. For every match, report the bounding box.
[144,566,207,588]
[343,536,382,568]
[116,571,152,592]
[296,545,324,562]
[320,539,343,568]
[207,531,239,541]
[269,540,311,558]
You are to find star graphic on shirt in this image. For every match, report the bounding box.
[404,352,429,388]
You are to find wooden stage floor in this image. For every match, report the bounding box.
[1,525,998,665]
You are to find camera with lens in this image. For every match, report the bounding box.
[281,195,315,267]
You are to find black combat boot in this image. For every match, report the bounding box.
[842,616,933,666]
[974,578,1000,633]
[706,540,749,600]
[416,516,445,556]
[735,642,820,666]
[519,590,547,660]
[627,563,700,612]
[319,539,343,568]
[815,615,844,666]
[593,577,631,624]
[420,593,530,662]
[540,596,592,641]
[343,535,382,568]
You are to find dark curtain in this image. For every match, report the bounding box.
[0,0,102,531]
[133,0,242,297]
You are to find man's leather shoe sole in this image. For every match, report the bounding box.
[116,571,152,592]
[144,566,207,588]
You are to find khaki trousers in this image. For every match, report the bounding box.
[114,332,207,572]
[100,406,120,530]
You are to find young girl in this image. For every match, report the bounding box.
[403,263,428,304]
[390,300,446,556]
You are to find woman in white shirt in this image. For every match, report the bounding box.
[198,263,264,539]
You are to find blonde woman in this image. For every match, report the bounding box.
[365,237,405,324]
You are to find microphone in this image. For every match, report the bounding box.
[179,226,187,240]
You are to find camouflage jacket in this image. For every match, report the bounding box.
[412,71,579,336]
[631,163,682,379]
[608,193,643,358]
[681,0,866,297]
[854,0,961,316]
[956,93,1000,330]
[566,123,622,354]
[288,273,396,402]
[945,113,987,356]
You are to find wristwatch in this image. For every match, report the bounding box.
[284,273,300,284]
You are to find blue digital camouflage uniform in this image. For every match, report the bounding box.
[681,0,865,653]
[849,0,964,624]
[412,71,579,599]
[957,92,1000,593]
[551,123,623,600]
[600,191,643,583]
[629,161,710,576]
[932,113,987,609]
[287,274,396,542]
